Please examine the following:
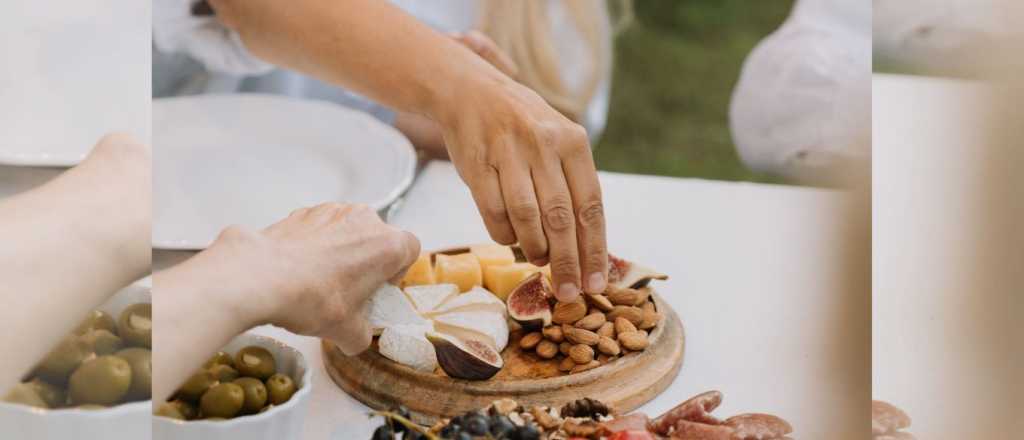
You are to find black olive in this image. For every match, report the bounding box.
[372,424,394,440]
[517,424,541,440]
[464,413,489,435]
[439,424,459,438]
[490,414,517,438]
[453,432,472,440]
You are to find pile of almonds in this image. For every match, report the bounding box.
[518,286,661,374]
[872,401,915,440]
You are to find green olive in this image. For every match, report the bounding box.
[258,404,275,414]
[3,383,48,408]
[68,355,132,405]
[118,303,152,348]
[265,373,296,405]
[234,346,276,380]
[76,404,107,410]
[199,383,244,419]
[115,348,151,401]
[232,377,267,414]
[172,399,198,420]
[204,417,227,421]
[79,329,124,356]
[203,351,234,370]
[27,378,66,408]
[154,402,185,420]
[208,364,239,383]
[74,310,117,335]
[176,371,215,403]
[35,338,92,385]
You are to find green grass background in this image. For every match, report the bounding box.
[594,0,794,183]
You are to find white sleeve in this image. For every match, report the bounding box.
[152,0,274,75]
[729,3,870,179]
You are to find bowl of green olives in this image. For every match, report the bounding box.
[153,333,311,440]
[0,283,151,439]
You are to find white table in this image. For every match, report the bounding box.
[872,74,1019,438]
[158,160,869,440]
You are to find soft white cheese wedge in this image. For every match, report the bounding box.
[403,283,460,314]
[426,286,506,317]
[364,284,428,335]
[432,310,509,351]
[377,324,438,372]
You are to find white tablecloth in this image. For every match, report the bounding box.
[198,161,868,440]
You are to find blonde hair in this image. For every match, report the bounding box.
[478,0,632,123]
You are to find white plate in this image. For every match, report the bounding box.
[0,0,150,166]
[153,94,417,249]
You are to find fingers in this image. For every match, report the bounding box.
[498,162,548,265]
[561,138,608,294]
[453,30,519,79]
[532,160,581,303]
[466,167,516,245]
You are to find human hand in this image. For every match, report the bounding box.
[199,203,420,355]
[451,30,519,79]
[433,76,607,303]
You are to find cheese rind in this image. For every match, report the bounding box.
[432,310,509,351]
[427,286,506,317]
[484,263,543,301]
[401,253,435,287]
[403,284,460,313]
[364,284,428,335]
[378,324,437,372]
[434,253,482,292]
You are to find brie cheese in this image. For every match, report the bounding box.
[364,284,428,335]
[432,309,509,351]
[403,283,459,313]
[427,286,506,317]
[377,324,438,372]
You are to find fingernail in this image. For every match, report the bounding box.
[558,283,579,302]
[587,272,606,293]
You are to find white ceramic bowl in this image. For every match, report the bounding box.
[0,283,152,439]
[153,333,312,440]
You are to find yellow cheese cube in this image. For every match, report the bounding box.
[400,253,435,287]
[484,263,543,301]
[434,253,483,292]
[469,243,515,274]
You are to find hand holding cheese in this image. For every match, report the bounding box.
[153,203,419,401]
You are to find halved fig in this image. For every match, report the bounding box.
[607,254,668,290]
[505,272,554,328]
[426,332,503,380]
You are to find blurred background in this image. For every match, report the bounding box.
[595,0,792,183]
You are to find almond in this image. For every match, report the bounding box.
[519,331,543,350]
[586,294,614,312]
[640,305,661,330]
[574,312,607,331]
[559,341,573,356]
[597,321,615,339]
[614,317,637,335]
[597,336,621,356]
[536,340,559,359]
[542,325,564,343]
[596,353,615,363]
[558,356,576,372]
[618,330,649,351]
[552,301,588,324]
[530,406,561,430]
[608,306,643,327]
[570,360,601,374]
[568,344,595,364]
[607,287,639,306]
[563,324,600,346]
[634,287,652,306]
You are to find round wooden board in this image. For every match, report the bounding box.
[322,291,685,424]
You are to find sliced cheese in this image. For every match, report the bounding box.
[469,243,515,275]
[427,286,506,317]
[400,253,435,287]
[364,284,428,335]
[377,324,438,372]
[434,253,482,292]
[432,310,509,351]
[483,262,543,301]
[403,284,460,314]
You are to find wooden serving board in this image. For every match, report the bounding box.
[322,291,685,424]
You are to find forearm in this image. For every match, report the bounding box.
[395,111,449,159]
[151,246,264,403]
[211,0,509,119]
[0,141,150,389]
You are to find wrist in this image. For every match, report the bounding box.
[418,52,515,126]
